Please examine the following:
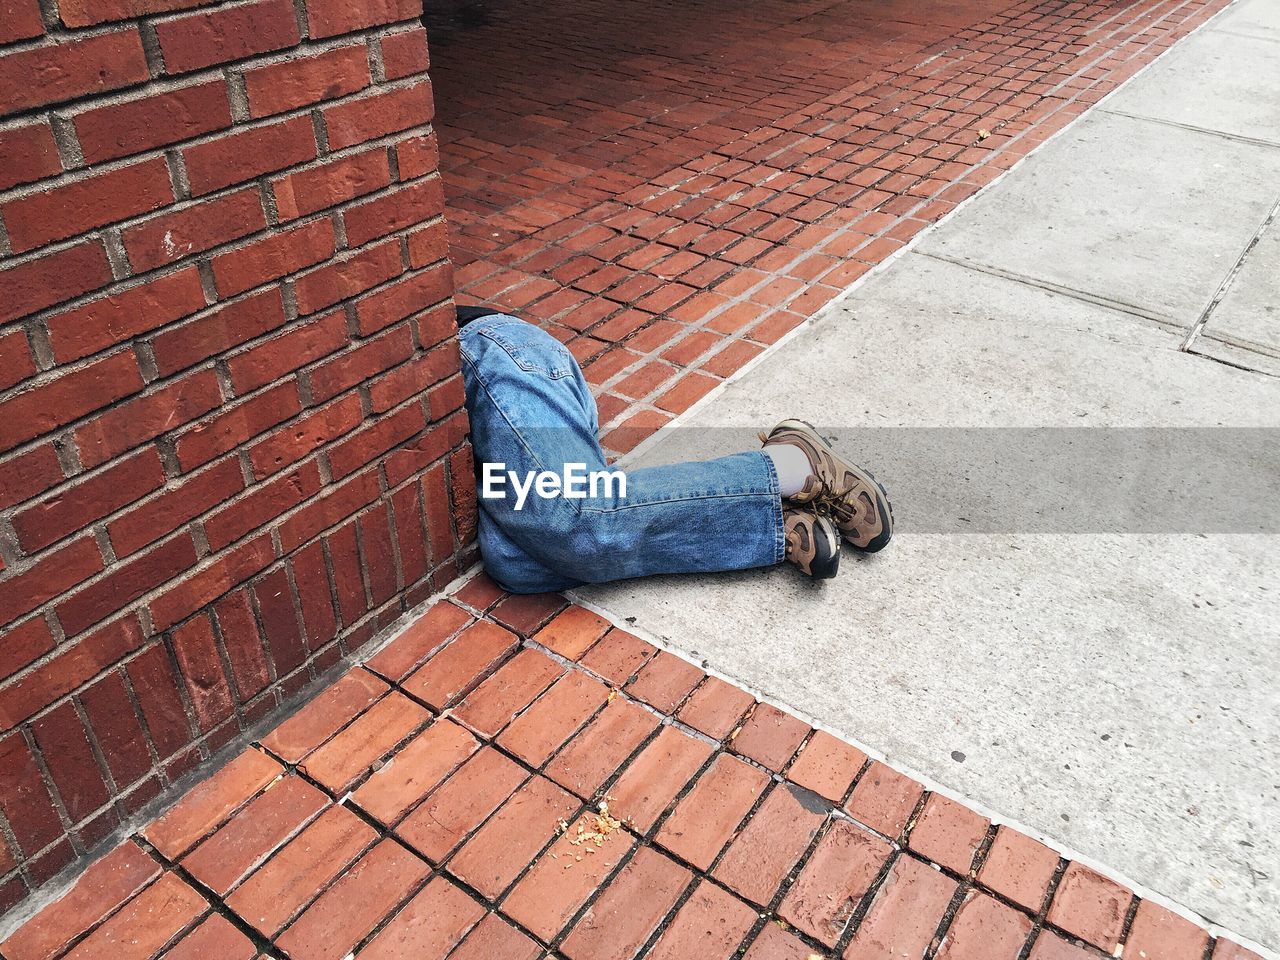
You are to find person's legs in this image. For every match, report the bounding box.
[459,314,797,592]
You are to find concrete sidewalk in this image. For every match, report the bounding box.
[580,0,1280,951]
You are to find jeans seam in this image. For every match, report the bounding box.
[760,450,785,564]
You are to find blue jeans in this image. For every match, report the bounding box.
[459,314,785,593]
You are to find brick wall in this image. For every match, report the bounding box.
[0,0,472,914]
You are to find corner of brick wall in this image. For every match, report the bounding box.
[0,0,472,915]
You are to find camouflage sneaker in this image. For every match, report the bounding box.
[784,508,841,579]
[762,419,893,553]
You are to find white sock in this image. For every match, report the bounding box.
[765,443,812,497]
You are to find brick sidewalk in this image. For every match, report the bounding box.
[436,0,1228,455]
[1,579,1263,960]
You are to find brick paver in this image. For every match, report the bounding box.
[432,0,1231,456]
[3,588,1255,960]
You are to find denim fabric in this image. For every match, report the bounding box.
[459,314,785,593]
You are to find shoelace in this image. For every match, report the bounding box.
[812,481,860,525]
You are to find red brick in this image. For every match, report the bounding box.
[74,79,231,164]
[449,913,540,960]
[978,825,1060,912]
[307,322,414,402]
[1,535,102,632]
[356,262,453,335]
[731,702,809,771]
[76,369,223,469]
[206,464,321,554]
[174,379,300,471]
[0,122,60,192]
[61,872,206,960]
[788,730,868,802]
[30,702,109,823]
[275,840,428,960]
[171,613,234,730]
[562,846,691,960]
[13,447,165,553]
[403,619,517,709]
[0,241,112,326]
[242,43,371,118]
[579,628,655,685]
[295,238,403,316]
[0,0,42,42]
[227,307,348,393]
[248,563,303,675]
[182,773,327,893]
[549,696,660,799]
[744,924,815,960]
[3,156,172,254]
[397,133,441,182]
[657,752,771,870]
[534,605,611,660]
[361,602,466,683]
[272,149,391,222]
[300,691,428,792]
[210,588,270,698]
[502,809,639,943]
[323,81,434,151]
[1028,930,1108,960]
[225,803,376,936]
[608,725,712,832]
[395,747,527,861]
[108,457,241,557]
[143,746,281,857]
[908,793,990,875]
[846,761,924,838]
[247,393,358,478]
[123,187,267,272]
[351,719,478,825]
[489,591,568,635]
[448,775,578,899]
[1122,901,1209,960]
[153,287,286,376]
[0,733,62,856]
[1046,863,1133,952]
[381,25,429,79]
[277,469,381,550]
[780,818,891,945]
[407,216,448,269]
[59,0,214,27]
[79,670,152,788]
[367,342,457,412]
[45,267,207,363]
[1,349,143,451]
[184,115,317,197]
[344,175,444,246]
[676,675,754,740]
[450,647,561,737]
[0,445,64,514]
[645,880,755,960]
[935,891,1034,960]
[0,617,54,683]
[715,781,827,905]
[360,875,484,960]
[127,642,195,757]
[0,29,148,115]
[1213,940,1266,960]
[497,670,611,766]
[148,535,275,631]
[0,328,36,393]
[625,649,704,712]
[845,855,958,960]
[155,0,299,73]
[163,913,256,960]
[307,0,420,37]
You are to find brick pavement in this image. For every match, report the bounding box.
[434,0,1229,454]
[2,577,1262,960]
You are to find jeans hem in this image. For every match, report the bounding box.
[760,451,786,565]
